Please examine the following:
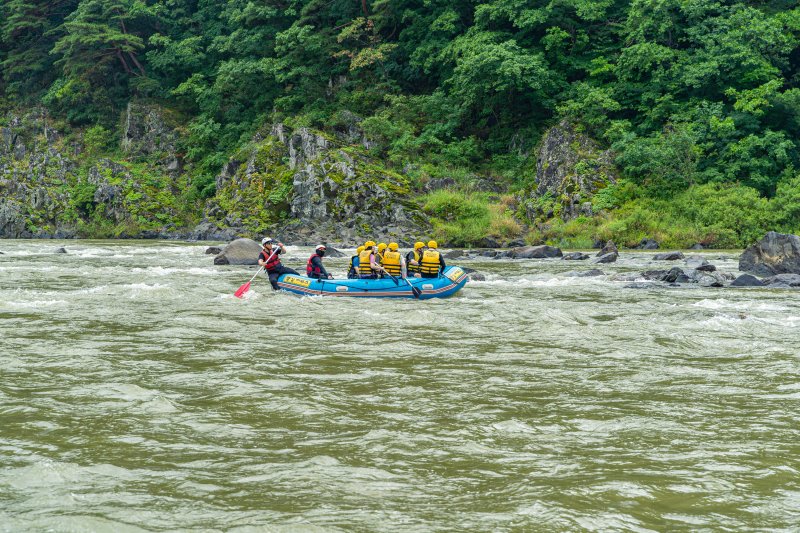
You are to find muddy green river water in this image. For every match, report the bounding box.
[1,240,799,532]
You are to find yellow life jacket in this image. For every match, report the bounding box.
[358,249,375,276]
[377,252,385,265]
[420,249,441,275]
[407,250,422,273]
[382,250,402,276]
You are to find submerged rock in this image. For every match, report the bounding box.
[562,252,590,260]
[654,252,685,261]
[762,273,800,288]
[565,269,605,277]
[684,256,715,271]
[214,238,262,265]
[53,247,67,254]
[739,232,800,277]
[731,274,764,287]
[461,267,486,281]
[205,246,223,255]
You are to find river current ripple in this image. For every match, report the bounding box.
[1,240,799,531]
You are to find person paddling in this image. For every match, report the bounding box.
[258,237,298,290]
[307,245,333,280]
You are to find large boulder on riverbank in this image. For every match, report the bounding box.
[739,232,800,277]
[214,238,261,265]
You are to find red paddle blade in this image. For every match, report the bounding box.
[234,281,251,298]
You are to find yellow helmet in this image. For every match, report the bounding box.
[377,242,387,251]
[427,240,438,249]
[356,246,365,254]
[364,240,376,248]
[414,241,425,249]
[388,242,399,251]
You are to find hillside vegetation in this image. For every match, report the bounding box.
[2,0,800,246]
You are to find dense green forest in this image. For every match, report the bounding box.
[2,0,800,247]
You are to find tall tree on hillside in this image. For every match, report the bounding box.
[47,0,156,122]
[0,0,79,100]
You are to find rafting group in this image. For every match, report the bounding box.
[247,237,467,299]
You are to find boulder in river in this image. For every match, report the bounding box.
[731,274,764,287]
[205,246,223,255]
[443,249,464,259]
[689,269,726,287]
[214,238,262,265]
[562,252,590,260]
[739,232,800,277]
[654,252,685,261]
[592,252,618,264]
[596,240,618,256]
[53,247,67,254]
[661,267,690,283]
[508,245,563,259]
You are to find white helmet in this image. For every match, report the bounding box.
[261,237,273,246]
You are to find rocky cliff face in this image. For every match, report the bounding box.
[0,110,77,237]
[524,120,618,222]
[0,104,189,239]
[2,105,427,243]
[200,123,425,245]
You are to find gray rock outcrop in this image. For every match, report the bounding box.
[524,120,618,221]
[121,101,181,170]
[203,124,424,244]
[739,232,800,277]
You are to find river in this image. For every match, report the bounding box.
[1,240,799,531]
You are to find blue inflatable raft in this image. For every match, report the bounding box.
[276,266,468,299]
